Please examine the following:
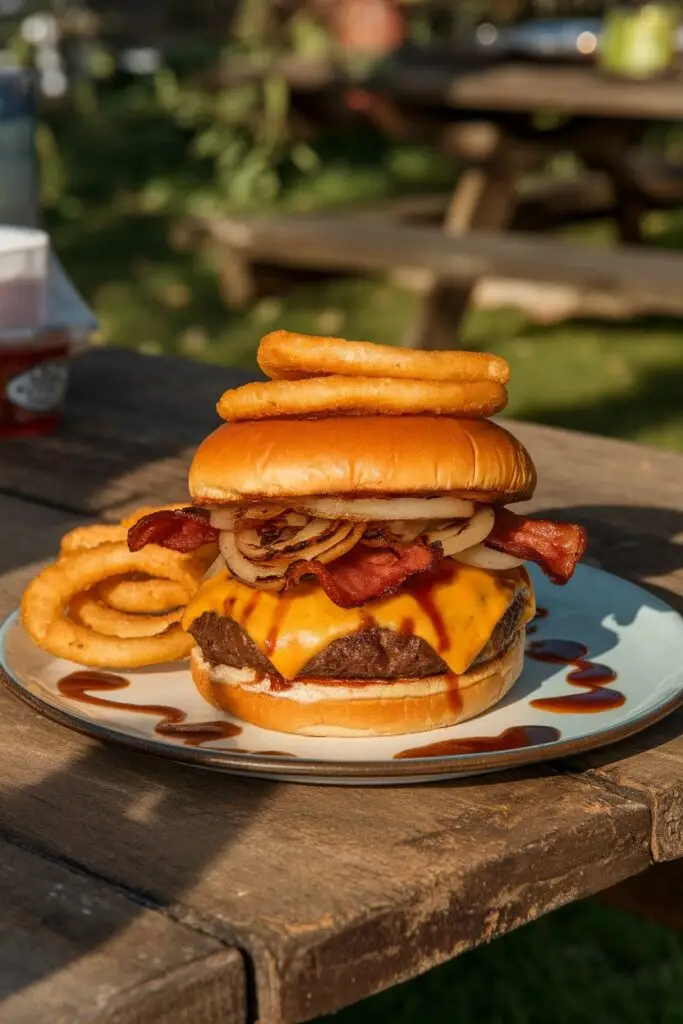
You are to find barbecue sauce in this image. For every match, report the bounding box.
[395,724,561,759]
[526,639,624,713]
[58,671,242,746]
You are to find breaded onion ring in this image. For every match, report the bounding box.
[217,376,507,421]
[69,594,184,638]
[60,524,126,556]
[21,543,203,667]
[94,574,189,614]
[257,331,510,384]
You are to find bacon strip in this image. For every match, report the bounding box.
[127,508,218,554]
[486,507,587,585]
[286,540,438,608]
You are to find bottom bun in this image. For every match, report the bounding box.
[190,630,525,737]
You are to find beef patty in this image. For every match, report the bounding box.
[188,586,529,681]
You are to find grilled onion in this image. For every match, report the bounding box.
[427,507,495,557]
[236,514,337,561]
[219,531,286,590]
[209,509,238,530]
[454,542,524,571]
[294,496,475,522]
[220,519,366,591]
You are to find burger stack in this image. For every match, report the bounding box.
[126,330,587,737]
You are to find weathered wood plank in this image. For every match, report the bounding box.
[0,350,254,517]
[0,836,245,1024]
[0,686,651,1023]
[208,214,683,314]
[0,496,247,1024]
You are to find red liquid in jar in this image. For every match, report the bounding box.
[0,330,69,437]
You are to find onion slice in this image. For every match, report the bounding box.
[427,507,495,558]
[454,542,524,571]
[293,496,475,522]
[219,531,286,590]
[236,514,338,561]
[209,509,238,530]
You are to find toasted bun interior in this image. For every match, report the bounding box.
[190,416,535,504]
[190,631,525,737]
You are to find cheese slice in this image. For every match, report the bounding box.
[183,563,534,680]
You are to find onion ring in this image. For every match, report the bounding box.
[69,594,183,638]
[217,376,507,421]
[454,543,524,571]
[94,575,189,614]
[294,495,475,522]
[257,330,511,384]
[426,507,495,557]
[60,524,127,556]
[21,543,203,667]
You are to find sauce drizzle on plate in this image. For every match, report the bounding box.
[58,670,242,746]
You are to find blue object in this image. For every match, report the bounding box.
[0,67,39,226]
[475,18,604,60]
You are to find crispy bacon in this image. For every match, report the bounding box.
[127,507,218,554]
[286,540,438,608]
[486,507,587,585]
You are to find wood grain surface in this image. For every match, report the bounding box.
[3,351,683,1022]
[0,835,244,1024]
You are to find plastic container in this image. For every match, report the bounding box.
[0,226,49,331]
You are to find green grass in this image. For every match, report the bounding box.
[324,901,683,1024]
[44,81,683,1023]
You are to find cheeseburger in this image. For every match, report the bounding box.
[128,332,586,736]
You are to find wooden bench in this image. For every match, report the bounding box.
[198,212,683,344]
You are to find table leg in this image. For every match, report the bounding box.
[404,127,532,349]
[577,120,648,245]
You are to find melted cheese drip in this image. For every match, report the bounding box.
[183,563,534,680]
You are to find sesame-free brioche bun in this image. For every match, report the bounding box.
[189,416,536,504]
[190,630,525,737]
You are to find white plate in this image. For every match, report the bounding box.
[3,564,683,785]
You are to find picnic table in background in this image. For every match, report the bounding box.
[3,347,683,1021]
[195,53,683,347]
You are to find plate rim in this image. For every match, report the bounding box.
[4,562,683,780]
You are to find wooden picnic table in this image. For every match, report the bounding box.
[3,347,683,1022]
[201,56,683,347]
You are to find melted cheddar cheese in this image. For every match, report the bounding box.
[183,563,534,680]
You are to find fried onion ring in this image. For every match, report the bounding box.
[93,575,189,614]
[60,524,127,556]
[217,376,507,421]
[257,331,510,384]
[21,543,203,667]
[69,594,184,637]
